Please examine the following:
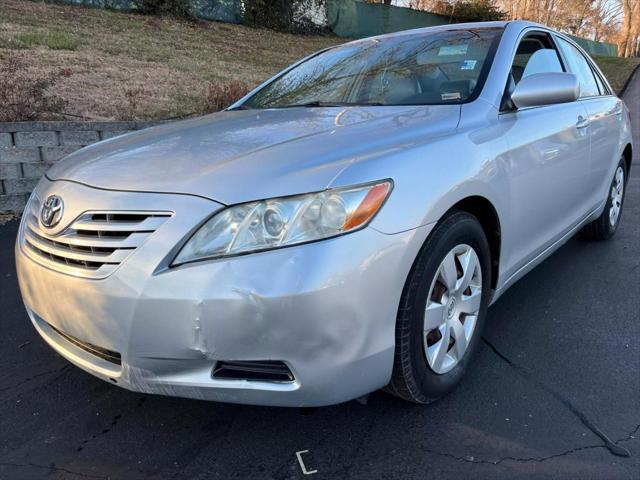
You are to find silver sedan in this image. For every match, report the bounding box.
[16,20,633,406]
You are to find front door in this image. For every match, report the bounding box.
[500,31,591,274]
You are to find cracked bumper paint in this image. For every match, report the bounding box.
[16,181,433,407]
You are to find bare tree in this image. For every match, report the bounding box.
[617,0,639,56]
[381,0,637,55]
[493,0,627,45]
[591,0,623,41]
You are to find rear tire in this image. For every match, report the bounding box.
[386,211,492,404]
[581,157,627,240]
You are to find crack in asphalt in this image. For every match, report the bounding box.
[1,396,148,479]
[0,461,108,479]
[146,400,239,480]
[481,336,632,458]
[617,423,640,443]
[415,422,640,467]
[75,413,123,452]
[75,396,148,454]
[0,365,70,394]
[11,424,634,480]
[339,405,391,479]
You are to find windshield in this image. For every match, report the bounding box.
[240,27,503,109]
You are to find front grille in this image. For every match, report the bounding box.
[48,322,122,366]
[212,361,295,383]
[21,196,171,279]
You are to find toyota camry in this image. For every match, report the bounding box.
[16,20,632,406]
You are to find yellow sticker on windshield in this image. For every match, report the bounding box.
[441,92,461,100]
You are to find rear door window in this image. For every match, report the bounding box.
[556,38,600,98]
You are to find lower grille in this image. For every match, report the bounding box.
[212,361,294,382]
[48,323,122,366]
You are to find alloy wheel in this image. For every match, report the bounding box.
[609,166,624,227]
[423,244,482,374]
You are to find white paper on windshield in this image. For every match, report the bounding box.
[441,92,461,100]
[460,60,477,70]
[438,44,468,56]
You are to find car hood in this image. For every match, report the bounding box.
[48,106,460,205]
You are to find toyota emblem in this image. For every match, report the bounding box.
[40,195,64,228]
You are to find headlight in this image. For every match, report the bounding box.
[172,180,392,265]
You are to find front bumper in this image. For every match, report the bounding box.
[16,179,432,406]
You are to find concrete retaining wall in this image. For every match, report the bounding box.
[0,121,160,213]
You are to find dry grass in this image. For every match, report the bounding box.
[202,80,251,113]
[0,56,67,121]
[1,1,636,121]
[0,0,340,120]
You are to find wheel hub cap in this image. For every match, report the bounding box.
[423,244,482,375]
[446,297,457,319]
[609,166,624,227]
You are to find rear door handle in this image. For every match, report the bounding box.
[576,116,589,129]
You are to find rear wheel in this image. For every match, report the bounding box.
[581,157,627,240]
[386,211,492,403]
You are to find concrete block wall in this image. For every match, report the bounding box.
[0,121,161,213]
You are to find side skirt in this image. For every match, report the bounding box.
[489,201,605,306]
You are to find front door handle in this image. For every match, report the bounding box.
[576,116,589,129]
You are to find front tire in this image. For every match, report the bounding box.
[581,157,628,240]
[386,211,492,404]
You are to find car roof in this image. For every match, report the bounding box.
[343,20,547,46]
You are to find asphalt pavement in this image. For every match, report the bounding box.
[1,73,638,479]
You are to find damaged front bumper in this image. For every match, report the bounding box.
[16,179,432,407]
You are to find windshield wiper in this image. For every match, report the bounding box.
[271,101,386,108]
[227,104,253,111]
[229,101,387,110]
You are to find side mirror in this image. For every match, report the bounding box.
[510,72,579,109]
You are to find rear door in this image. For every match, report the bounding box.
[501,31,591,271]
[555,36,624,209]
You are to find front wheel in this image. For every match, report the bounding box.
[581,157,628,240]
[386,211,492,404]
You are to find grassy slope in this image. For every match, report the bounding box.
[0,1,637,120]
[592,55,640,94]
[0,0,340,120]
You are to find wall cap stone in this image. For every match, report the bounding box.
[0,120,169,133]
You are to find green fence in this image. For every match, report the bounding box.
[53,0,618,57]
[568,35,617,57]
[327,0,449,39]
[326,0,617,57]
